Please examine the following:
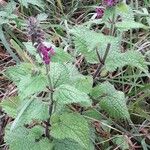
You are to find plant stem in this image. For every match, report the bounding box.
[45,64,54,139]
[93,10,115,81]
[93,43,111,80]
[110,13,115,36]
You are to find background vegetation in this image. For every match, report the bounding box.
[0,0,150,150]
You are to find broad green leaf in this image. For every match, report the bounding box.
[105,51,148,74]
[8,98,49,130]
[65,63,82,83]
[116,21,148,30]
[0,26,20,63]
[4,1,16,14]
[49,62,70,88]
[54,139,86,150]
[0,96,21,118]
[83,109,102,120]
[10,39,29,62]
[116,2,128,13]
[73,36,98,64]
[23,42,37,55]
[90,82,130,119]
[116,4,134,21]
[16,99,49,125]
[102,7,115,22]
[53,84,92,106]
[37,13,48,21]
[71,27,120,64]
[5,63,34,83]
[51,48,72,63]
[71,27,120,53]
[23,42,42,63]
[5,126,53,150]
[51,113,91,149]
[100,90,130,119]
[18,74,47,99]
[18,0,44,8]
[112,135,129,150]
[74,76,93,94]
[54,138,94,150]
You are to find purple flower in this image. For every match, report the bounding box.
[96,7,104,19]
[103,0,118,7]
[38,42,55,64]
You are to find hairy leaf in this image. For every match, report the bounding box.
[90,82,130,119]
[65,63,82,83]
[53,84,92,106]
[54,139,86,150]
[112,135,129,150]
[116,21,148,30]
[51,113,91,149]
[116,2,134,21]
[105,51,148,74]
[5,126,53,150]
[17,99,49,124]
[49,62,70,88]
[71,27,120,64]
[51,48,72,63]
[18,74,47,99]
[0,96,21,118]
[73,76,93,94]
[18,0,44,8]
[5,63,34,83]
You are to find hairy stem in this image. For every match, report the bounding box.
[110,11,116,36]
[93,43,111,80]
[45,65,53,139]
[93,11,115,81]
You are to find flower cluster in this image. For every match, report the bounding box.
[96,0,119,19]
[27,17,55,65]
[96,7,104,19]
[103,0,118,7]
[37,42,55,64]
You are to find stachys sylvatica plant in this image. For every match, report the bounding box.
[1,1,149,150]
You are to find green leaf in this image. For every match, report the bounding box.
[0,96,21,118]
[71,27,120,64]
[83,109,102,120]
[0,26,20,63]
[8,98,49,130]
[54,139,86,150]
[73,36,98,64]
[102,7,115,21]
[54,138,95,150]
[5,126,53,150]
[90,82,130,119]
[49,62,70,88]
[116,4,134,21]
[18,74,47,99]
[116,2,128,13]
[53,84,92,106]
[23,42,42,62]
[105,51,148,74]
[5,63,34,83]
[37,13,48,21]
[65,63,82,83]
[116,21,148,30]
[18,0,44,8]
[73,76,93,94]
[112,135,129,150]
[16,99,49,125]
[10,39,28,62]
[51,48,72,63]
[51,113,91,149]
